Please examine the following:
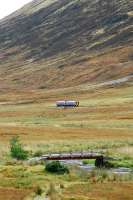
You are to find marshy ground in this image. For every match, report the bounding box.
[0,82,132,199]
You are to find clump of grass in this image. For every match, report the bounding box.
[59,183,65,189]
[33,150,44,157]
[46,182,60,200]
[89,169,109,182]
[34,185,43,196]
[110,173,118,182]
[123,173,133,181]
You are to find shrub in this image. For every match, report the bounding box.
[45,161,69,174]
[10,137,28,160]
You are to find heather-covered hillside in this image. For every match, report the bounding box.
[0,0,133,90]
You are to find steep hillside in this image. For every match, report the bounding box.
[0,0,133,90]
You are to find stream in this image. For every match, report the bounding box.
[61,160,133,174]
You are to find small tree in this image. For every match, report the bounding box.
[10,136,28,160]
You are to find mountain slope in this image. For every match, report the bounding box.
[0,0,133,90]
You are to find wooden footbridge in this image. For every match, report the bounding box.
[34,152,107,167]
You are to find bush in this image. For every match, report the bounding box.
[45,161,69,174]
[10,137,28,160]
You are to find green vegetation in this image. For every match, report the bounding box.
[0,0,132,198]
[110,159,133,168]
[0,163,132,199]
[82,159,95,165]
[45,161,69,174]
[10,137,28,160]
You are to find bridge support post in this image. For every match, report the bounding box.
[95,156,104,168]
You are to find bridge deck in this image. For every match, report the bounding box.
[39,152,104,161]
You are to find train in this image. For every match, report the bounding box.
[56,100,79,107]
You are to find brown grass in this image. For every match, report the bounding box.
[64,182,133,200]
[0,83,132,146]
[0,188,31,200]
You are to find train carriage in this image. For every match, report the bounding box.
[56,100,79,107]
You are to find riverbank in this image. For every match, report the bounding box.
[0,163,132,200]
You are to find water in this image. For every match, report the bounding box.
[28,157,132,174]
[111,167,132,174]
[61,160,133,174]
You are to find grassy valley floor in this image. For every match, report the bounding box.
[0,83,132,199]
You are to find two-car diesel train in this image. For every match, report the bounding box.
[56,100,79,107]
